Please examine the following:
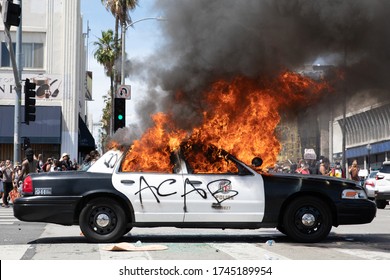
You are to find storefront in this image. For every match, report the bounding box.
[0,105,95,162]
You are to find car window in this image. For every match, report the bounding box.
[120,149,178,174]
[379,165,390,174]
[181,143,239,174]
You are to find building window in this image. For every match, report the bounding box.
[1,42,44,69]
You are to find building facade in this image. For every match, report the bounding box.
[277,65,390,175]
[0,0,94,163]
[332,94,390,171]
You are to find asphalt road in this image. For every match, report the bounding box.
[1,205,389,260]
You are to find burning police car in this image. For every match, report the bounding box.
[13,145,376,243]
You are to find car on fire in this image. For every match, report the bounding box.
[13,145,376,243]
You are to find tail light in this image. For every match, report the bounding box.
[22,176,34,195]
[376,174,384,180]
[365,181,375,187]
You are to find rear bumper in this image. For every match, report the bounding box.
[13,196,82,225]
[336,199,377,225]
[376,191,390,201]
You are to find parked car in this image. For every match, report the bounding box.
[13,145,377,243]
[374,161,390,209]
[363,170,379,199]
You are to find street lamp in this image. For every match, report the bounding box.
[366,143,372,172]
[120,17,165,85]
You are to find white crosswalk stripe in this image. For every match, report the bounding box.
[0,205,18,224]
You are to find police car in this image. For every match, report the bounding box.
[13,147,377,243]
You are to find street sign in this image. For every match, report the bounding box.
[116,85,131,99]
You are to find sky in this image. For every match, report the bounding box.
[80,0,162,125]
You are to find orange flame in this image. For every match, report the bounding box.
[118,71,331,173]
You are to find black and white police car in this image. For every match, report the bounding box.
[13,147,376,243]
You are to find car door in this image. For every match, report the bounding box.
[112,152,186,223]
[181,152,265,223]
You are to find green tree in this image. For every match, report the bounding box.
[93,29,116,137]
[100,93,112,152]
[101,0,139,89]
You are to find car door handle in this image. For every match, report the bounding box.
[121,180,135,184]
[188,180,202,185]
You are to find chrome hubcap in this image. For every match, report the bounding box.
[96,213,110,228]
[301,213,316,226]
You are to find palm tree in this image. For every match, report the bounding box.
[101,0,139,89]
[93,29,117,136]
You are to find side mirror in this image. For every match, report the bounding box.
[252,157,263,167]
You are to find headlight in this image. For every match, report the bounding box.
[342,189,368,199]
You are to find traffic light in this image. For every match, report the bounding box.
[113,98,125,132]
[22,137,30,150]
[2,0,21,27]
[24,78,36,125]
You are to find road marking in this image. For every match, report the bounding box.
[335,248,390,260]
[0,245,31,260]
[209,243,290,260]
[0,207,18,224]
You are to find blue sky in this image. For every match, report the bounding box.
[80,0,163,124]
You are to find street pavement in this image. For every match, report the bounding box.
[1,205,390,260]
[0,205,18,225]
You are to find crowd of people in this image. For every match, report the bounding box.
[0,149,100,208]
[2,149,362,207]
[270,156,361,182]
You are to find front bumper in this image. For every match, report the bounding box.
[336,199,377,225]
[13,196,82,225]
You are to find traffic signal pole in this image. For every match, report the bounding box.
[1,0,22,163]
[15,0,22,163]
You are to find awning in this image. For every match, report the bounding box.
[0,105,61,144]
[78,115,95,149]
[346,140,390,158]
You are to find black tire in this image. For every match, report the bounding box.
[282,196,332,243]
[124,227,133,235]
[79,197,127,243]
[276,225,287,235]
[376,200,387,209]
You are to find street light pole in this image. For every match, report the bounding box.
[366,143,371,172]
[120,17,164,85]
[121,20,126,85]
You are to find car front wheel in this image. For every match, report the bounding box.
[79,197,127,243]
[282,196,332,243]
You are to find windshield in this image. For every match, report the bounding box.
[379,165,390,174]
[369,171,378,178]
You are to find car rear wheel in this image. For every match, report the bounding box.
[375,199,387,209]
[79,197,127,243]
[282,196,332,243]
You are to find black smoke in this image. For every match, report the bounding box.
[128,0,390,131]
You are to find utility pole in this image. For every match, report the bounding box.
[342,46,348,178]
[1,0,22,163]
[15,0,22,163]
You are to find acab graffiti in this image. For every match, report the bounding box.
[134,176,239,211]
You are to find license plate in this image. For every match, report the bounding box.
[34,188,52,195]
